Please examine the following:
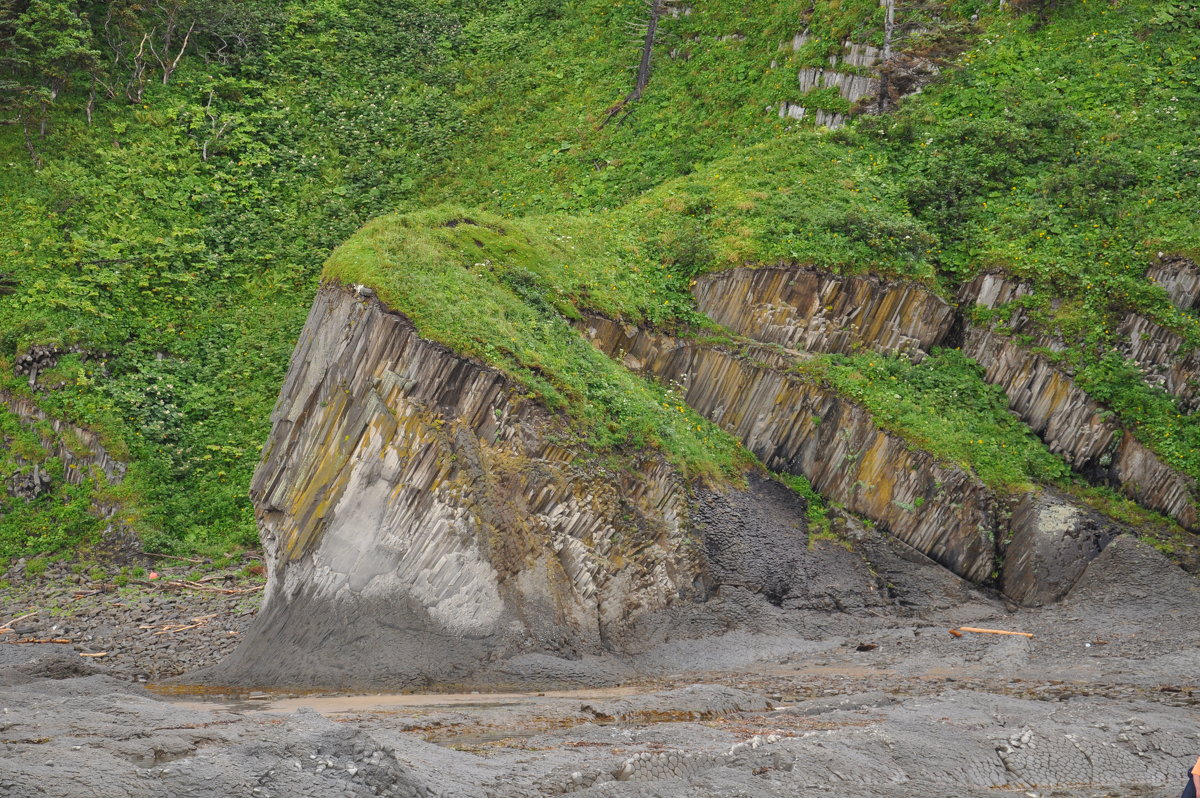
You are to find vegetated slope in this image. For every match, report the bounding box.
[1,0,1197,561]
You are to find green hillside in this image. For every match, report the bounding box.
[0,0,1197,560]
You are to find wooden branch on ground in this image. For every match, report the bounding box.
[139,613,219,635]
[0,610,38,631]
[133,578,264,595]
[955,627,1034,638]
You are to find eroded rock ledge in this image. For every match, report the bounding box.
[200,285,884,690]
[693,266,956,359]
[579,314,1123,606]
[1,391,127,490]
[959,272,1198,528]
[1,391,127,520]
[695,266,1198,531]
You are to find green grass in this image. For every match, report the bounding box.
[324,205,751,480]
[799,348,1072,494]
[1,0,1198,558]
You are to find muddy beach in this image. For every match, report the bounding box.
[2,534,1198,797]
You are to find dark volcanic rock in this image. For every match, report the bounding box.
[1001,490,1122,606]
[194,286,864,691]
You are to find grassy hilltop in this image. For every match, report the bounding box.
[0,0,1197,561]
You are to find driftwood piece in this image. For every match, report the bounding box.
[141,551,207,564]
[0,610,38,632]
[956,626,1034,638]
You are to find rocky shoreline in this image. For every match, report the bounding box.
[1,555,264,681]
[2,533,1199,797]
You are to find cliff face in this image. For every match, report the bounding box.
[211,286,690,687]
[1116,313,1200,411]
[693,267,956,359]
[205,286,881,689]
[220,259,1199,688]
[579,314,1124,605]
[696,266,1198,532]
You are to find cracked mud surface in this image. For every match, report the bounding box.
[2,535,1198,797]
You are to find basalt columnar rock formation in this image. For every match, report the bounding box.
[957,272,1197,528]
[693,266,956,359]
[579,313,1126,606]
[1,391,127,513]
[203,286,885,689]
[579,314,999,585]
[219,252,1200,687]
[692,266,1198,532]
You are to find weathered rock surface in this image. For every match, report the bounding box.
[6,544,1200,798]
[1000,489,1122,606]
[693,266,955,359]
[580,314,1000,585]
[957,273,1198,529]
[1147,254,1200,310]
[198,286,885,690]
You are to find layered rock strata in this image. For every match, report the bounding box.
[580,314,1001,585]
[696,266,1198,530]
[1,391,127,493]
[205,285,872,689]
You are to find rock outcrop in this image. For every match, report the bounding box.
[693,266,1197,530]
[1147,255,1200,311]
[1,391,127,493]
[957,273,1198,529]
[580,314,1133,605]
[218,258,1200,688]
[693,266,954,359]
[1000,490,1122,606]
[582,315,1004,584]
[203,285,883,690]
[1116,312,1200,411]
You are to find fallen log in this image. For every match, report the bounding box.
[956,627,1034,638]
[2,637,71,644]
[79,652,108,658]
